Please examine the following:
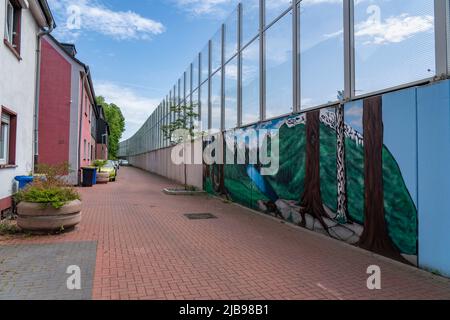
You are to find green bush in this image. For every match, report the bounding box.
[14,163,81,209]
[15,186,80,209]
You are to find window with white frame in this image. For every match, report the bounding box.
[4,0,21,53]
[0,113,10,165]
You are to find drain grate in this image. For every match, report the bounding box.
[184,213,217,220]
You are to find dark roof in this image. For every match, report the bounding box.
[60,43,77,57]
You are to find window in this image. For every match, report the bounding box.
[299,0,344,109]
[354,0,435,95]
[242,38,260,125]
[0,108,16,166]
[0,114,10,165]
[4,0,21,55]
[265,11,293,118]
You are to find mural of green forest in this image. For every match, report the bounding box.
[204,96,418,265]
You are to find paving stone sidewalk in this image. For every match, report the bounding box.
[1,167,449,300]
[0,241,96,300]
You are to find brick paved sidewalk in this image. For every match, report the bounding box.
[1,167,450,300]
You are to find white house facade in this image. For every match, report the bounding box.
[0,0,54,213]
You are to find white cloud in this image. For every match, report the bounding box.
[48,0,165,41]
[322,13,433,46]
[173,0,239,17]
[95,81,161,141]
[355,13,434,45]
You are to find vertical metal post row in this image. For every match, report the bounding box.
[198,53,201,122]
[198,52,202,125]
[208,40,212,130]
[260,0,266,121]
[237,3,243,127]
[343,0,355,100]
[172,86,176,145]
[434,0,450,78]
[183,71,187,123]
[292,0,300,113]
[221,23,226,132]
[178,78,182,129]
[189,62,193,128]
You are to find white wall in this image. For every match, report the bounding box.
[0,4,40,200]
[128,145,204,190]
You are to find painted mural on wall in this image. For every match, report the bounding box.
[203,95,418,265]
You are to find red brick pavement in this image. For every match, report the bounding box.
[1,167,450,300]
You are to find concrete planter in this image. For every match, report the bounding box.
[96,171,109,184]
[163,188,206,196]
[17,200,82,232]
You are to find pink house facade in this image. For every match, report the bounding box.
[38,35,101,185]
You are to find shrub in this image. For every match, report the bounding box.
[14,163,80,209]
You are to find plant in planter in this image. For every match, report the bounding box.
[94,160,109,184]
[161,103,205,195]
[14,163,82,233]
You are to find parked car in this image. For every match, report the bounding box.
[120,159,129,166]
[102,160,118,182]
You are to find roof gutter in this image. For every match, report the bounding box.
[32,0,55,170]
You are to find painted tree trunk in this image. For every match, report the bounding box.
[300,110,330,229]
[336,104,348,224]
[359,96,405,262]
[211,136,226,195]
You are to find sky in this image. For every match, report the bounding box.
[47,0,241,141]
[46,0,436,141]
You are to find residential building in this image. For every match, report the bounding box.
[96,105,110,160]
[0,0,54,214]
[37,34,97,185]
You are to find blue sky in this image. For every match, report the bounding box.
[47,0,436,141]
[48,0,241,140]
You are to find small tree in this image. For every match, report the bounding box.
[161,103,200,190]
[94,160,108,173]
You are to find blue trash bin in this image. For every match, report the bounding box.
[82,167,97,187]
[92,168,98,185]
[15,176,34,190]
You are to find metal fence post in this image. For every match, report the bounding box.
[260,0,266,121]
[344,0,355,100]
[434,0,450,78]
[237,3,243,127]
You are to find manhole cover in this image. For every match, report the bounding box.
[184,213,217,220]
